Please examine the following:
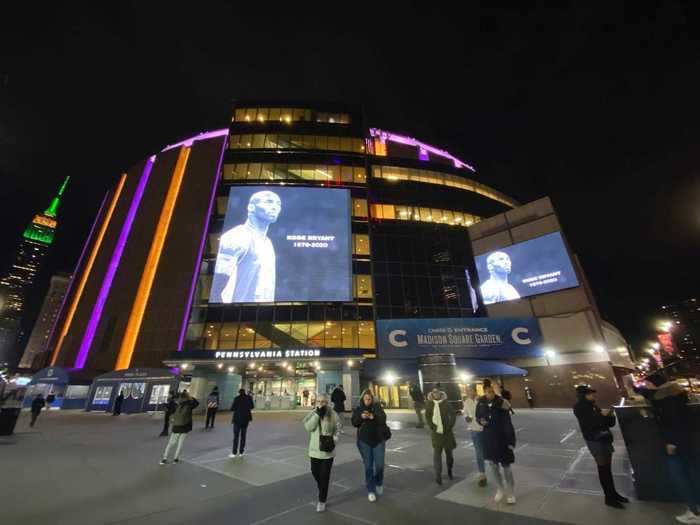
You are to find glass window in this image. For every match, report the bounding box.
[353,199,368,218]
[354,138,365,153]
[203,323,220,350]
[358,322,375,349]
[208,234,219,255]
[354,167,367,183]
[325,321,341,346]
[185,322,203,347]
[198,274,212,301]
[289,322,307,345]
[381,204,395,219]
[327,165,340,183]
[341,166,353,183]
[256,108,268,122]
[237,324,255,349]
[234,109,245,122]
[340,137,353,152]
[302,135,315,149]
[244,108,256,122]
[354,234,370,256]
[307,322,324,347]
[254,328,271,349]
[304,109,312,121]
[230,135,242,149]
[264,134,278,149]
[252,134,265,149]
[314,135,327,150]
[281,108,293,122]
[218,323,238,349]
[340,113,350,124]
[290,135,304,148]
[216,196,227,216]
[342,321,358,348]
[317,112,328,123]
[371,204,383,219]
[241,134,252,148]
[293,108,304,121]
[355,275,373,299]
[268,107,280,121]
[327,136,340,151]
[247,163,262,180]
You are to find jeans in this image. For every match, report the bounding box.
[357,440,385,493]
[233,423,248,454]
[489,461,514,495]
[160,413,171,435]
[667,452,700,513]
[334,410,344,433]
[163,433,187,460]
[310,458,334,503]
[433,444,454,480]
[471,431,485,474]
[205,408,218,428]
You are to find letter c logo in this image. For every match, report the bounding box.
[389,330,408,348]
[512,327,531,345]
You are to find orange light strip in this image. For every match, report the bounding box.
[115,147,191,370]
[50,174,127,365]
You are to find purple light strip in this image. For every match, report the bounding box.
[44,192,109,363]
[161,128,229,152]
[176,135,227,351]
[369,128,476,172]
[74,156,155,368]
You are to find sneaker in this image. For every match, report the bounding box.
[239,451,245,457]
[614,493,630,504]
[316,502,326,513]
[159,459,168,465]
[494,490,504,503]
[506,495,516,505]
[173,458,179,464]
[368,493,377,502]
[605,498,625,509]
[676,510,700,524]
[376,485,384,496]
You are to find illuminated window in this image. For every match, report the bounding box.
[307,322,325,347]
[354,275,373,299]
[342,321,359,348]
[229,133,365,153]
[369,203,479,228]
[353,167,367,183]
[372,165,517,208]
[358,322,375,349]
[203,323,220,350]
[218,323,238,349]
[353,199,368,218]
[237,325,255,349]
[222,163,367,185]
[353,234,370,256]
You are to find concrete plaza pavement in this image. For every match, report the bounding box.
[0,407,686,525]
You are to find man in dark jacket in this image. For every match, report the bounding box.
[425,388,457,484]
[205,386,220,430]
[409,383,425,428]
[476,384,516,504]
[160,391,176,437]
[573,384,628,509]
[645,372,700,523]
[160,391,199,465]
[30,393,46,427]
[112,390,124,416]
[229,388,254,457]
[331,385,347,433]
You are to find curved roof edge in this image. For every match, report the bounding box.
[369,128,476,172]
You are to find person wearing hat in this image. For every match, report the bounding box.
[573,384,629,509]
[644,370,700,524]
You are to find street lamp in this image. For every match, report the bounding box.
[460,372,473,383]
[543,348,556,366]
[383,371,397,385]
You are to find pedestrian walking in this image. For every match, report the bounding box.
[331,384,346,433]
[112,390,124,416]
[643,371,700,524]
[229,388,254,457]
[302,388,310,407]
[205,386,220,429]
[464,385,487,486]
[352,389,389,502]
[304,393,339,513]
[573,384,628,509]
[525,387,535,408]
[160,391,176,437]
[409,383,426,428]
[425,387,456,485]
[29,393,45,428]
[160,391,199,465]
[476,383,516,504]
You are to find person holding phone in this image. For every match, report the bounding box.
[303,393,339,513]
[573,385,629,509]
[352,390,388,502]
[464,385,487,486]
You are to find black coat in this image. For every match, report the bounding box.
[171,397,199,433]
[331,388,346,412]
[573,398,615,443]
[475,395,516,465]
[231,394,254,425]
[425,398,457,450]
[31,397,45,414]
[650,382,692,448]
[351,402,387,448]
[409,385,425,406]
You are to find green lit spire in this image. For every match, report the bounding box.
[45,176,70,218]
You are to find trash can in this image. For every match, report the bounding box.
[0,407,21,436]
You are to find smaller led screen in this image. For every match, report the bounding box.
[475,232,579,305]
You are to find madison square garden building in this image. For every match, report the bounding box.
[42,101,632,411]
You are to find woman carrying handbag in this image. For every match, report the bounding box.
[303,393,339,513]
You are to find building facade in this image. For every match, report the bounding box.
[19,273,71,369]
[47,101,625,408]
[0,177,69,366]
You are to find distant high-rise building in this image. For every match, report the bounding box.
[660,297,700,365]
[0,177,69,366]
[19,273,70,369]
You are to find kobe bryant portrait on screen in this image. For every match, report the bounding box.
[213,190,282,303]
[480,251,520,305]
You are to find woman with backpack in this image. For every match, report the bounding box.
[160,391,199,465]
[351,389,389,502]
[303,393,339,513]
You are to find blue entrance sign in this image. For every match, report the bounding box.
[376,318,543,359]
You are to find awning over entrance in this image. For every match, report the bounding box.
[456,359,528,377]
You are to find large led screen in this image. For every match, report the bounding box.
[475,231,579,305]
[210,186,352,303]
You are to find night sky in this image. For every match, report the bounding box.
[2,4,699,354]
